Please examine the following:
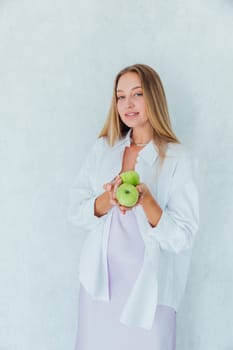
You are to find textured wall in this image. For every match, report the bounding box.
[0,0,233,349]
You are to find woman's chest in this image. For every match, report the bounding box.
[92,147,178,209]
[120,146,141,172]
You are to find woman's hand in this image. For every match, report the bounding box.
[94,176,122,217]
[103,175,135,215]
[116,182,151,214]
[103,177,151,215]
[137,183,163,227]
[103,175,122,206]
[136,183,152,205]
[103,178,162,226]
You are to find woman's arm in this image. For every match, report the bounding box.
[94,191,113,217]
[138,151,199,254]
[136,184,163,227]
[67,139,109,231]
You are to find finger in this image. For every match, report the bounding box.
[104,175,120,190]
[103,182,111,189]
[114,174,121,181]
[119,208,126,215]
[119,205,132,212]
[136,184,145,199]
[110,198,117,206]
[111,174,120,185]
[114,176,122,187]
[112,180,122,199]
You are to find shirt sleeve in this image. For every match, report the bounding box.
[67,139,107,232]
[148,149,199,253]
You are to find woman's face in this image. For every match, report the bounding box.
[116,72,150,129]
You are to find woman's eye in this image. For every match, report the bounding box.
[134,92,143,97]
[117,96,125,100]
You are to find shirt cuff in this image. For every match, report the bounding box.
[67,195,107,232]
[147,210,191,253]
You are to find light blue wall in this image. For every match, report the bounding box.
[0,0,233,349]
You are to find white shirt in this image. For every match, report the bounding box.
[67,129,199,330]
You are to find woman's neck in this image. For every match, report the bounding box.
[131,126,153,145]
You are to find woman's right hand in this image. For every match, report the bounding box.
[103,175,122,206]
[94,175,122,217]
[104,175,139,215]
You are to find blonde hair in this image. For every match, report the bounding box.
[99,63,180,163]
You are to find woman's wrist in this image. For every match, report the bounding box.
[94,191,113,217]
[139,190,162,227]
[139,189,152,206]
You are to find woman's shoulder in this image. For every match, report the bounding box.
[86,136,110,157]
[93,136,109,149]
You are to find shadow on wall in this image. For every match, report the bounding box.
[162,70,199,148]
[224,0,233,5]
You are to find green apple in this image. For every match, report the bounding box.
[120,170,140,186]
[116,183,139,207]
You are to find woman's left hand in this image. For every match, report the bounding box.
[136,183,151,205]
[117,183,152,215]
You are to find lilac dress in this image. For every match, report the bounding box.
[74,206,176,350]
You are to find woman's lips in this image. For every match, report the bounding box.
[125,112,139,118]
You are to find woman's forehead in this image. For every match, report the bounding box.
[117,72,141,91]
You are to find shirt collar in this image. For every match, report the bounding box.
[138,141,158,166]
[114,128,159,166]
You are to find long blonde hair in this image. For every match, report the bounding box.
[99,63,180,162]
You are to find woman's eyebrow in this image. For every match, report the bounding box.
[116,86,142,92]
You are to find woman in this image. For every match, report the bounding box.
[68,63,199,350]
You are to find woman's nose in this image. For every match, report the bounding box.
[126,96,134,107]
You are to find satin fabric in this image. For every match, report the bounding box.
[74,207,176,350]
